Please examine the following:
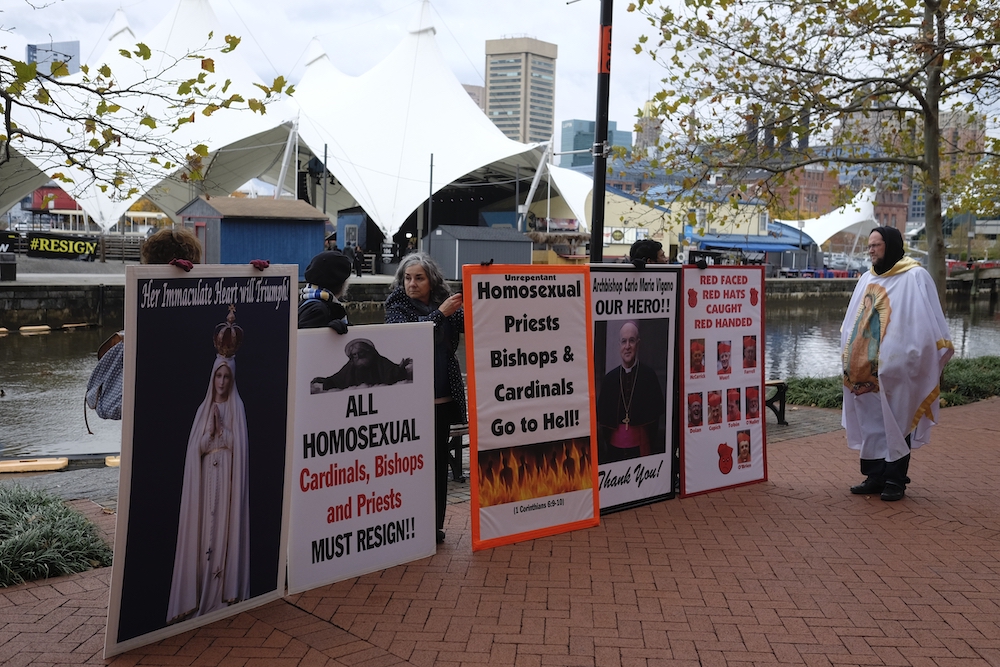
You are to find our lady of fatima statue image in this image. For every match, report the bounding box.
[167,305,250,623]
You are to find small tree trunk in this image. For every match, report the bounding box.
[923,0,947,305]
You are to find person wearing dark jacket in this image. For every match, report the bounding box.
[298,250,352,332]
[384,252,464,544]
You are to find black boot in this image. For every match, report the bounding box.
[852,459,887,494]
[881,438,911,501]
[851,476,885,494]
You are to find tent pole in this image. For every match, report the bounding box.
[515,165,520,231]
[323,144,328,214]
[547,165,552,234]
[274,120,298,200]
[423,153,432,253]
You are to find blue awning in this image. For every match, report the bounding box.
[699,240,800,252]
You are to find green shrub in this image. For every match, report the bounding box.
[0,485,113,587]
[786,356,1000,409]
[941,356,1000,401]
[786,376,845,408]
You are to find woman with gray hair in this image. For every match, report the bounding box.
[384,253,464,544]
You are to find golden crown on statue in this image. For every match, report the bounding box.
[213,304,244,358]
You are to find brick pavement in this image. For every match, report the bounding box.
[2,398,998,666]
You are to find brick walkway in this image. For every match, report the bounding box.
[3,398,999,666]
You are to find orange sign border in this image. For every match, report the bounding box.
[463,263,599,551]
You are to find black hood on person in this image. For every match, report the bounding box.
[872,226,905,275]
[304,250,352,293]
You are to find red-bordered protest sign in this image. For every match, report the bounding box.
[679,265,767,497]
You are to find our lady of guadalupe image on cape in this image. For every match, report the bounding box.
[167,305,251,624]
[843,285,889,395]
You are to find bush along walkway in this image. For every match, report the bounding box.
[787,355,1000,408]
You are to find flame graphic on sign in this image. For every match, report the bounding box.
[478,438,593,507]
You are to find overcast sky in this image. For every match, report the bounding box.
[5,0,668,152]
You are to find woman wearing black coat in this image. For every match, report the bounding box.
[384,252,464,544]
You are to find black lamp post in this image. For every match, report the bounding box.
[588,0,613,263]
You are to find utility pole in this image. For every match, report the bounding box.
[589,0,613,263]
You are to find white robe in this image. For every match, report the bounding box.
[167,355,250,623]
[841,258,954,462]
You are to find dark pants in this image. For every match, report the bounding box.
[434,401,460,531]
[861,434,912,486]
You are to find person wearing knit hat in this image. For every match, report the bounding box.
[746,386,760,419]
[742,335,757,369]
[298,250,353,331]
[727,387,741,422]
[737,431,751,464]
[706,391,722,425]
[690,339,706,373]
[687,392,703,427]
[841,226,953,501]
[717,340,732,374]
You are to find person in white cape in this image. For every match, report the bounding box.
[841,226,954,502]
[167,306,250,623]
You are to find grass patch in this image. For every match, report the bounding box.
[787,355,1000,409]
[0,485,112,587]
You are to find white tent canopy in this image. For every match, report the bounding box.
[778,187,877,247]
[290,0,589,238]
[6,0,593,237]
[8,0,296,229]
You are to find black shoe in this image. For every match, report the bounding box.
[881,482,905,501]
[850,477,885,495]
[436,529,446,544]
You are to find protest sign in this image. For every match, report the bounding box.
[591,265,679,511]
[106,265,295,657]
[463,264,599,550]
[679,266,767,496]
[289,323,435,593]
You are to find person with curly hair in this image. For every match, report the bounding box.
[141,227,203,266]
[384,253,464,544]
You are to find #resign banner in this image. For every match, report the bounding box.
[289,323,436,593]
[106,265,296,657]
[591,265,679,511]
[680,265,767,496]
[463,264,599,551]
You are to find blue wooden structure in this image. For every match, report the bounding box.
[178,196,328,280]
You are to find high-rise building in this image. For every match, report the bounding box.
[484,37,557,143]
[634,101,662,156]
[26,41,81,76]
[560,119,633,167]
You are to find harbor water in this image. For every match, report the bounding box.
[2,296,999,458]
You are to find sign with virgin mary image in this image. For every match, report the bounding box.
[105,265,296,657]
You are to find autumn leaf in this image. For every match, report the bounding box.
[222,35,242,53]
